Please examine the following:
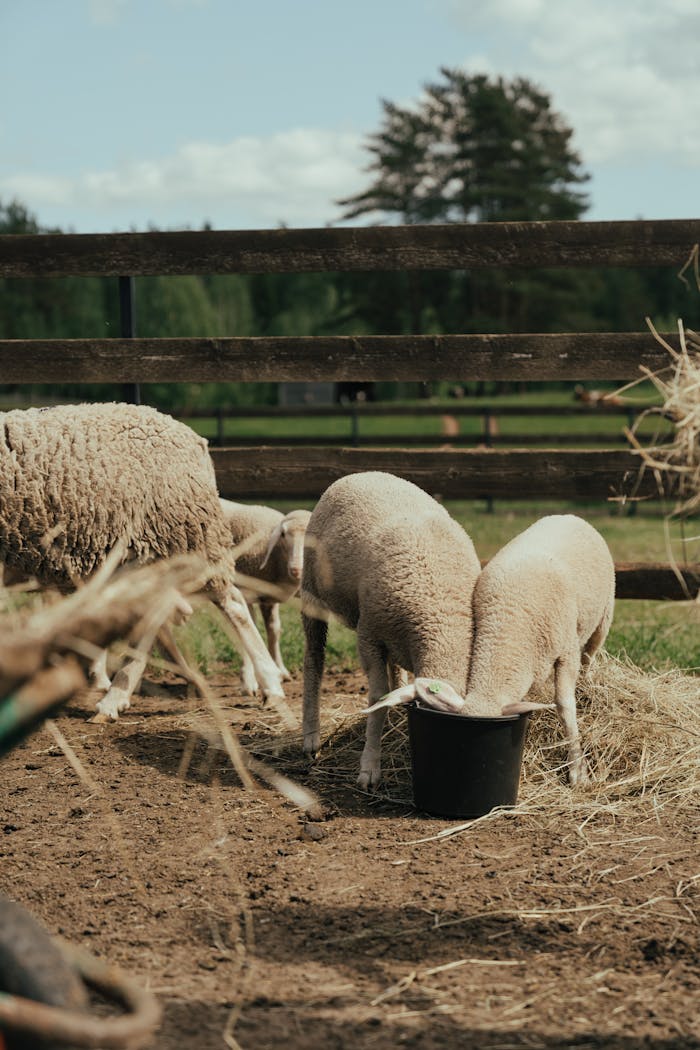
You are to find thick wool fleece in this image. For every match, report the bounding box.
[0,403,232,591]
[302,471,481,692]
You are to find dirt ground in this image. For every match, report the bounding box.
[1,668,698,1050]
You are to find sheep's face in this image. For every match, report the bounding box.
[261,510,311,584]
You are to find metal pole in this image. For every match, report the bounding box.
[119,276,140,405]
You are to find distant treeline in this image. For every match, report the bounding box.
[1,199,698,411]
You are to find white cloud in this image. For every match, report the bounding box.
[0,128,366,230]
[449,0,700,166]
[87,0,129,26]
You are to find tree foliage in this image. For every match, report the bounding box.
[339,69,589,225]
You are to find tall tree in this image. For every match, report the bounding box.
[339,69,589,224]
[335,70,592,394]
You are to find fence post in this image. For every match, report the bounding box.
[482,405,494,514]
[350,404,360,447]
[119,276,140,405]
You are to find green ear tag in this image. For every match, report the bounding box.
[428,682,442,694]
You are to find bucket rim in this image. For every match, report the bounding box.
[407,701,527,724]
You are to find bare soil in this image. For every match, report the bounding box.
[1,669,698,1050]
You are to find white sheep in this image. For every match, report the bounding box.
[301,471,481,789]
[219,499,311,691]
[373,514,615,785]
[0,402,285,721]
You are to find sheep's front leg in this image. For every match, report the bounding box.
[90,651,148,723]
[357,635,389,790]
[302,611,327,757]
[554,651,589,785]
[219,587,284,702]
[260,600,291,680]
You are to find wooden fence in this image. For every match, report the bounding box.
[1,218,699,600]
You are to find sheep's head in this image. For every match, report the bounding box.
[364,677,466,715]
[260,510,312,584]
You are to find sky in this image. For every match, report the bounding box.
[1,0,698,233]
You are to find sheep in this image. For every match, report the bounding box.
[374,514,615,786]
[0,402,285,721]
[219,499,311,692]
[300,471,481,789]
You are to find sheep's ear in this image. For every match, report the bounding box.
[363,677,465,715]
[501,700,556,716]
[363,682,417,714]
[260,522,285,568]
[414,677,465,713]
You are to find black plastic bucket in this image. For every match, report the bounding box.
[407,703,530,818]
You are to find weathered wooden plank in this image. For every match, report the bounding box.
[475,559,699,601]
[2,219,699,278]
[208,432,637,447]
[612,562,700,601]
[210,447,655,501]
[0,332,676,382]
[185,402,652,419]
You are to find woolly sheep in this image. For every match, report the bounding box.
[0,402,285,720]
[375,514,615,785]
[300,471,481,789]
[219,499,311,691]
[463,514,615,784]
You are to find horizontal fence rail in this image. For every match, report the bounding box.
[0,332,678,383]
[611,562,700,601]
[210,447,656,500]
[1,219,699,278]
[180,403,650,419]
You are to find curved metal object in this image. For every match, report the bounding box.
[0,941,161,1049]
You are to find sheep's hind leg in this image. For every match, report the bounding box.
[554,650,589,786]
[357,635,390,791]
[302,611,327,757]
[261,600,291,680]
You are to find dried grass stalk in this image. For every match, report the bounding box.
[626,316,700,518]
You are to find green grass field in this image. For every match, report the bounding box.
[186,386,666,447]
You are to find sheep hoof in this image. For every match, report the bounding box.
[568,761,590,786]
[303,731,320,758]
[304,801,329,823]
[90,690,131,723]
[357,766,381,791]
[261,685,286,707]
[88,711,114,725]
[278,666,292,682]
[240,677,259,697]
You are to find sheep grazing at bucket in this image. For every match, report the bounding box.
[300,471,481,789]
[371,514,615,785]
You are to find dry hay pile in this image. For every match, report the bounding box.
[626,315,700,520]
[249,651,699,827]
